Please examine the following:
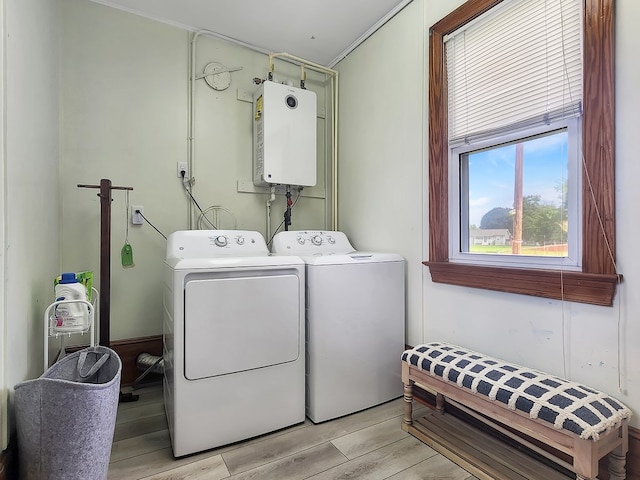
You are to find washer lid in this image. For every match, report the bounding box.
[300,252,405,265]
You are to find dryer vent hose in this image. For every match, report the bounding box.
[136,352,164,374]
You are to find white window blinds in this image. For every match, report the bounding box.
[445,0,583,145]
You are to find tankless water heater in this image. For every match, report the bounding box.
[253,81,317,187]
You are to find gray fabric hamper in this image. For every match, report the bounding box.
[14,346,122,480]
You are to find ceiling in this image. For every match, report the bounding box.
[89,0,412,67]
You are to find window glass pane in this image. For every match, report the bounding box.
[462,129,568,257]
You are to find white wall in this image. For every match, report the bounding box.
[336,0,425,345]
[4,0,637,450]
[337,0,640,428]
[59,0,190,342]
[59,0,330,341]
[0,0,6,451]
[3,0,61,446]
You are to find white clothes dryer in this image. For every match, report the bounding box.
[271,230,405,423]
[163,230,305,457]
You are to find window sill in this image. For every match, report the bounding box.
[424,261,620,307]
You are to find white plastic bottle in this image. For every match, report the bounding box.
[53,272,88,333]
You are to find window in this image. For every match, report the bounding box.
[426,0,618,306]
[452,122,581,270]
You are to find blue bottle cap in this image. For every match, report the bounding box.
[59,272,78,284]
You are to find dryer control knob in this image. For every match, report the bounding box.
[236,235,245,245]
[297,237,306,245]
[327,236,335,244]
[311,235,323,246]
[214,235,228,247]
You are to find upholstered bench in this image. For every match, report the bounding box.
[401,342,632,480]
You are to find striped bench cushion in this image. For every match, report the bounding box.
[402,342,631,440]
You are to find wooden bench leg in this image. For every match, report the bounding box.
[573,426,628,480]
[402,362,414,430]
[608,451,626,480]
[574,469,595,480]
[436,392,445,414]
[403,382,414,428]
[608,420,628,480]
[573,437,598,480]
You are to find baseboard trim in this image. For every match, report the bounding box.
[625,427,640,479]
[64,335,162,387]
[111,335,163,387]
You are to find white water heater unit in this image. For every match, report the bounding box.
[253,81,317,187]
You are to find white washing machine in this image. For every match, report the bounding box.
[163,230,305,457]
[271,230,405,423]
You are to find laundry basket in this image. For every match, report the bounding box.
[14,346,122,480]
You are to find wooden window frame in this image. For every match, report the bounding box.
[425,0,619,306]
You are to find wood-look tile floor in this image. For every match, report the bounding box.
[108,382,479,480]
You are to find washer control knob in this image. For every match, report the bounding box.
[327,236,335,244]
[311,235,323,246]
[297,237,306,245]
[236,235,245,245]
[214,235,228,247]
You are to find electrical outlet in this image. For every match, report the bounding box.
[177,161,189,179]
[131,205,144,225]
